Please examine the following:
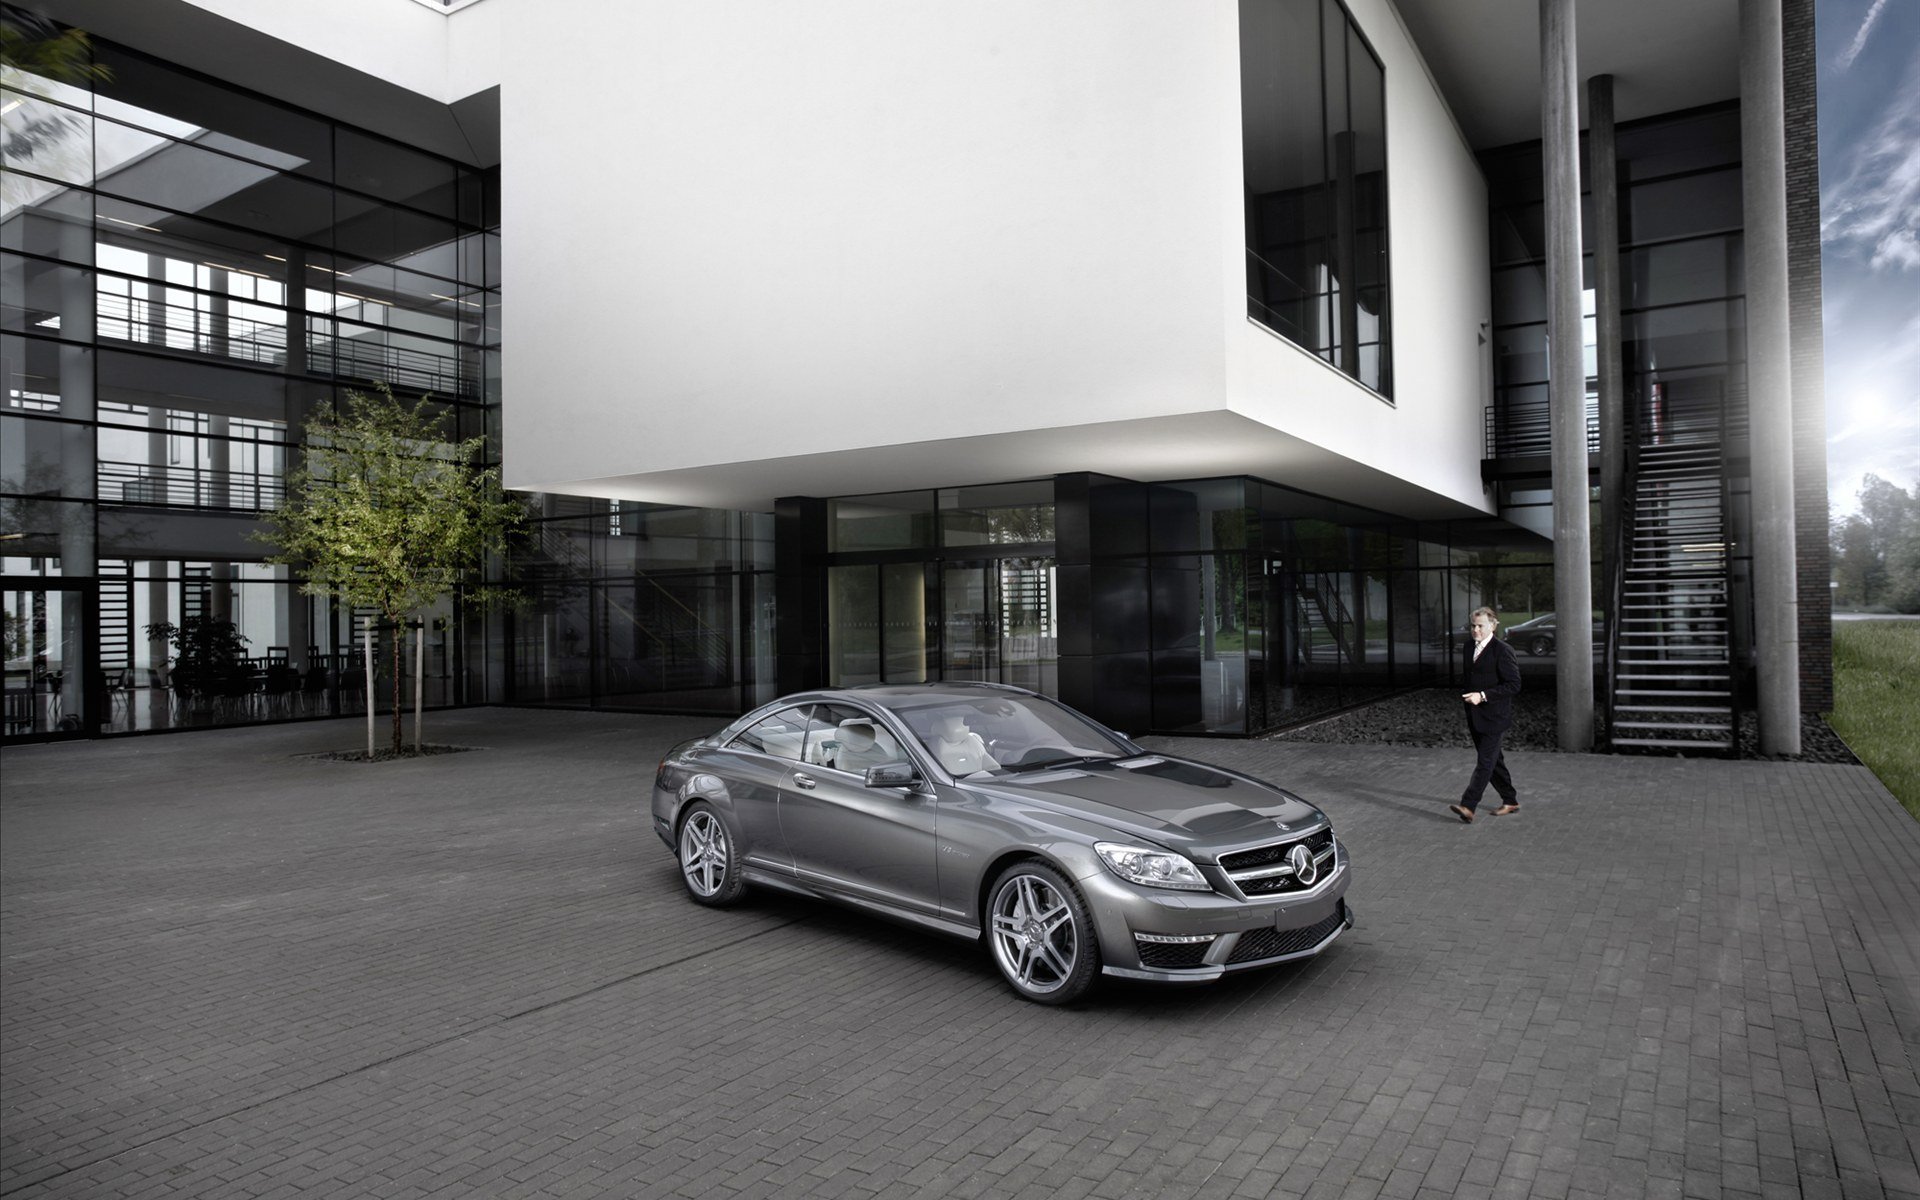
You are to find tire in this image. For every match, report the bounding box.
[677,802,746,907]
[986,861,1100,1004]
[1528,635,1553,656]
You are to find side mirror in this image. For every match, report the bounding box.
[863,762,918,788]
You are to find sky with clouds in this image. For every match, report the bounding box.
[1817,0,1920,518]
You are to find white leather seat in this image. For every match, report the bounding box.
[834,719,896,773]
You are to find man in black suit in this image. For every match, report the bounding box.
[1450,606,1522,823]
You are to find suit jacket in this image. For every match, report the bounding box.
[1462,635,1522,735]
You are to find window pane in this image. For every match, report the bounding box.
[827,565,878,685]
[93,47,332,184]
[1626,168,1742,244]
[2,86,93,190]
[337,128,458,219]
[939,480,1053,547]
[1627,235,1743,309]
[829,491,934,552]
[1,412,94,498]
[1242,0,1389,395]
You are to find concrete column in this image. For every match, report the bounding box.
[55,220,95,727]
[1542,0,1593,750]
[1589,74,1625,719]
[1741,0,1800,753]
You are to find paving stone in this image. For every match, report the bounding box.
[2,709,1917,1199]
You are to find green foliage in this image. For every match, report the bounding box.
[1831,474,1920,612]
[144,617,252,698]
[1827,621,1920,822]
[257,386,522,624]
[1,13,112,201]
[256,386,522,752]
[0,13,110,86]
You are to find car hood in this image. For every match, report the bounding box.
[975,755,1325,857]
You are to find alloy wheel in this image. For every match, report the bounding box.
[680,809,730,898]
[990,871,1079,996]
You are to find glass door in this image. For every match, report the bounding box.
[2,580,92,740]
[827,562,930,686]
[940,558,1056,695]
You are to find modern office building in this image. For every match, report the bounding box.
[1,0,1829,751]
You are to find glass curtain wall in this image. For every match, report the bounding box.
[1482,103,1745,677]
[824,482,1058,695]
[0,17,495,740]
[509,497,775,715]
[1239,0,1391,395]
[1073,477,1453,737]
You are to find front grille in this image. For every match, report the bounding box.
[1226,906,1347,964]
[1135,939,1211,969]
[1219,829,1336,897]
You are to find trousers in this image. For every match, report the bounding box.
[1461,727,1517,811]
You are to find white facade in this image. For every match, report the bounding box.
[495,0,1492,519]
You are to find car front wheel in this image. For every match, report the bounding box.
[987,861,1100,1004]
[1528,634,1553,655]
[678,802,746,907]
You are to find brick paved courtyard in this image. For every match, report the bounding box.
[3,708,1917,1199]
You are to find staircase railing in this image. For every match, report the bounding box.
[1602,402,1640,748]
[522,523,734,688]
[1717,394,1743,755]
[1299,572,1355,665]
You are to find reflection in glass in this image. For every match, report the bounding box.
[830,491,934,552]
[828,564,878,686]
[1241,0,1390,396]
[942,558,1057,695]
[1,584,86,738]
[939,480,1053,547]
[882,562,927,684]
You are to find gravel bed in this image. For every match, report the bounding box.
[302,744,479,763]
[1267,687,1859,764]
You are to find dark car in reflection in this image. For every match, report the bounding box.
[1503,612,1604,656]
[652,682,1352,1004]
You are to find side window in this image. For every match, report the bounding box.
[728,706,809,762]
[807,703,906,774]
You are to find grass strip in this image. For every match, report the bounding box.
[1827,620,1920,821]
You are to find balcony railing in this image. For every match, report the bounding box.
[96,292,478,399]
[98,461,285,512]
[1485,392,1600,459]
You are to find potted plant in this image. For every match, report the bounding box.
[144,616,250,710]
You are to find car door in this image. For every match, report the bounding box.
[715,706,811,875]
[778,703,941,917]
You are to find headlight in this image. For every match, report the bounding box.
[1095,842,1212,891]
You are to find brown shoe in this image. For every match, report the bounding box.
[1448,804,1475,823]
[1493,804,1521,816]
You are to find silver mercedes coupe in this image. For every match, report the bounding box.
[651,682,1352,1004]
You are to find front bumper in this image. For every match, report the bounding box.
[1079,838,1354,983]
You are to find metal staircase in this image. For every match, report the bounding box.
[97,559,134,678]
[1608,411,1737,755]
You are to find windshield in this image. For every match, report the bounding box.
[887,694,1133,778]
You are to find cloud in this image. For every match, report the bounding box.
[1836,0,1889,70]
[1820,50,1920,272]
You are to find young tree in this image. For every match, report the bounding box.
[258,386,523,755]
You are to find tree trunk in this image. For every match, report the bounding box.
[413,617,424,754]
[390,620,404,754]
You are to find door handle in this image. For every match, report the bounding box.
[792,773,817,790]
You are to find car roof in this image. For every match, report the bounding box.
[723,681,1049,732]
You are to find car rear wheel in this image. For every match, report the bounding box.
[678,802,745,907]
[987,861,1099,1004]
[1528,634,1553,655]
